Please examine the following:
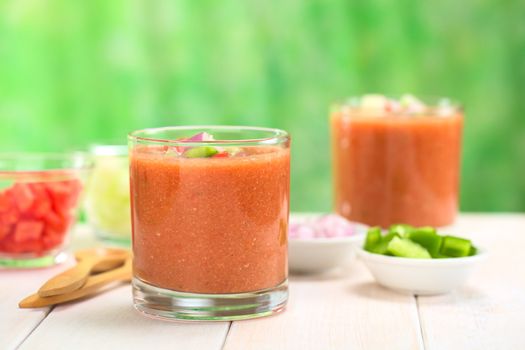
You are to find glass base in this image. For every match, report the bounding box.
[132,277,288,321]
[0,250,68,269]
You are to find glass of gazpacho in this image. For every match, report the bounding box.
[331,94,463,228]
[129,126,290,321]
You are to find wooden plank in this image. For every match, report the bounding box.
[418,214,525,350]
[0,225,100,350]
[0,267,57,350]
[10,214,525,349]
[18,285,230,350]
[224,262,423,350]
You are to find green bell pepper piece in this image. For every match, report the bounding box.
[387,237,431,259]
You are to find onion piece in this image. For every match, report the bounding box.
[167,132,222,157]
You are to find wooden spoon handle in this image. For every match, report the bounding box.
[37,257,101,297]
[21,260,132,308]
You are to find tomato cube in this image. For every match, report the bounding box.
[0,204,20,226]
[212,152,230,158]
[0,190,13,213]
[21,239,45,254]
[46,180,82,216]
[28,183,53,219]
[11,183,35,212]
[31,200,52,219]
[13,220,44,243]
[43,210,70,234]
[0,222,11,240]
[0,238,19,253]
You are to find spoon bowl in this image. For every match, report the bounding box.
[75,248,130,273]
[37,248,130,297]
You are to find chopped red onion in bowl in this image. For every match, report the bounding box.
[289,214,357,239]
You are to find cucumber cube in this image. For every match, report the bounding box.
[370,232,399,254]
[469,245,478,256]
[408,228,442,258]
[388,224,415,238]
[414,226,437,235]
[383,232,400,243]
[440,235,472,257]
[184,146,218,158]
[369,240,389,254]
[387,237,431,259]
[364,227,382,252]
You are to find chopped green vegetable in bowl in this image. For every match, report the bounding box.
[363,224,478,259]
[357,223,487,295]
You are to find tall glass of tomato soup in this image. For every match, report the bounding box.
[129,126,290,321]
[331,94,463,228]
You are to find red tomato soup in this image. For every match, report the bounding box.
[331,95,463,228]
[130,146,290,294]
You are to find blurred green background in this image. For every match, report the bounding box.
[0,0,524,212]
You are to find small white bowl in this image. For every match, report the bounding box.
[289,236,361,274]
[288,215,367,274]
[356,247,487,295]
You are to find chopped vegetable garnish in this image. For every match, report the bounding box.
[363,224,478,259]
[440,236,472,257]
[356,94,430,115]
[399,94,425,113]
[212,151,230,158]
[361,94,388,112]
[364,228,402,255]
[184,146,219,158]
[407,227,442,258]
[0,178,82,255]
[387,237,432,259]
[224,147,243,156]
[166,133,247,158]
[388,224,414,238]
[364,227,381,251]
[370,240,389,255]
[167,132,222,157]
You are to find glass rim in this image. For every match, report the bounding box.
[89,144,128,156]
[128,125,290,146]
[332,94,463,115]
[0,152,93,173]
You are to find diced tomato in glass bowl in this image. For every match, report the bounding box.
[0,153,92,268]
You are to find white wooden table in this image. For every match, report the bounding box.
[1,214,524,350]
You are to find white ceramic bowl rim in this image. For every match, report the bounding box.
[289,235,363,244]
[356,246,488,266]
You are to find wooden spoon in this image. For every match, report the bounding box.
[19,258,132,308]
[37,248,130,297]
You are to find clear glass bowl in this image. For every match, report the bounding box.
[0,152,92,268]
[84,145,131,245]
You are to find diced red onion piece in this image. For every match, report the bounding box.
[185,132,215,142]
